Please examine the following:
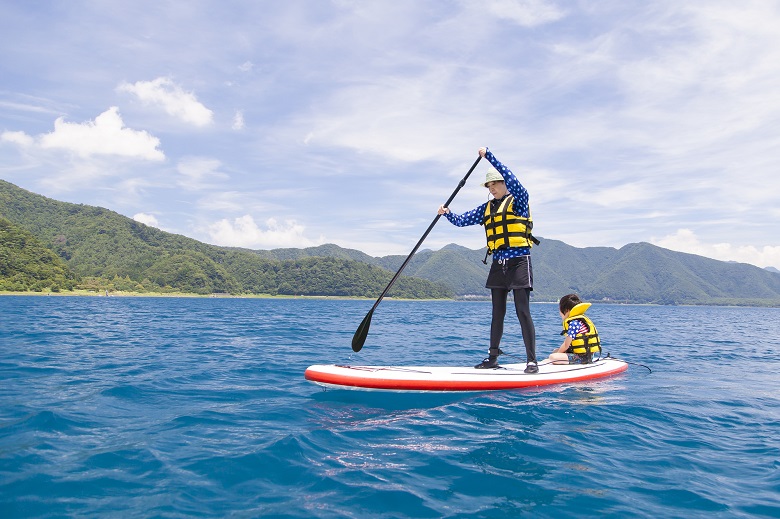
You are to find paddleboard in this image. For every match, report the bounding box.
[305,357,628,392]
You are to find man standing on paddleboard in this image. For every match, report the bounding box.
[437,147,539,373]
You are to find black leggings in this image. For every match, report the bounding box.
[490,287,536,363]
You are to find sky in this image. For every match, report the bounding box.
[2,0,780,269]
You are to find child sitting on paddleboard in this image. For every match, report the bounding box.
[549,293,602,364]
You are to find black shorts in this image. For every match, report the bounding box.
[485,255,533,290]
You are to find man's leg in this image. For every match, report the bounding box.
[513,288,537,366]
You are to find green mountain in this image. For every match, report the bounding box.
[251,239,780,306]
[391,240,780,306]
[2,178,779,306]
[237,228,780,308]
[0,180,450,298]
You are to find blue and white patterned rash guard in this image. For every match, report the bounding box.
[444,148,531,261]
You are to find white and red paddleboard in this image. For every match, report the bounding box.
[305,357,628,392]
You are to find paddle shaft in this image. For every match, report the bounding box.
[352,155,482,351]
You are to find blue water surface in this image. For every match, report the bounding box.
[1,296,778,518]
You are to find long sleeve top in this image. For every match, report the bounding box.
[444,148,531,260]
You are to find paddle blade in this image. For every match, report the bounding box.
[352,308,374,352]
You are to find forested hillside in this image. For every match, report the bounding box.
[0,217,78,291]
[0,180,451,298]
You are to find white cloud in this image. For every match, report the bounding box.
[483,0,566,27]
[652,229,780,269]
[0,101,54,114]
[207,215,325,249]
[588,181,656,209]
[238,61,254,72]
[299,66,495,163]
[35,107,164,160]
[133,213,160,228]
[176,157,228,190]
[0,131,34,147]
[197,191,245,212]
[232,110,245,130]
[117,77,214,127]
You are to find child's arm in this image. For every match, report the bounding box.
[555,335,572,354]
[554,320,580,353]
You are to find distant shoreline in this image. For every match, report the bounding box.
[0,290,451,301]
[0,291,653,307]
[0,291,530,303]
[0,290,365,299]
[3,291,777,307]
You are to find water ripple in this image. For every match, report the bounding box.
[1,297,778,518]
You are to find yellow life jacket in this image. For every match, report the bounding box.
[561,302,601,363]
[482,195,538,254]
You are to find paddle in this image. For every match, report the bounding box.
[351,155,483,352]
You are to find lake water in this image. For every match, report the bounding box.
[1,296,778,518]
